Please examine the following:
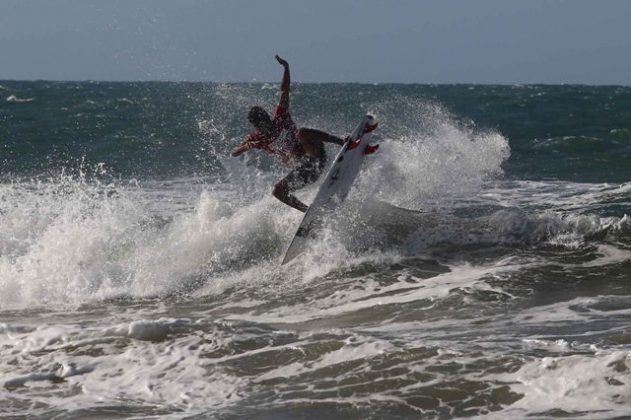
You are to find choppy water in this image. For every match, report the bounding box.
[1,81,631,418]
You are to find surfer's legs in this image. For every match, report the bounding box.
[296,128,344,157]
[273,179,308,212]
[273,155,326,212]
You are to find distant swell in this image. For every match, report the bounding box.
[6,94,34,103]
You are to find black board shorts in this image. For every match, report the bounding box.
[282,152,327,190]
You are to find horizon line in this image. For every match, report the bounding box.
[1,78,630,88]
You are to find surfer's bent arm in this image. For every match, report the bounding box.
[275,54,290,113]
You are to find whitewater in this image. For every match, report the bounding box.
[1,81,630,418]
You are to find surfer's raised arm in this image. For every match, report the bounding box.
[275,54,290,113]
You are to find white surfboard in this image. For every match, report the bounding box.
[282,115,378,264]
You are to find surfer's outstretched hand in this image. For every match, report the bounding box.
[275,54,289,67]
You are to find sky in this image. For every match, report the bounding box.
[0,0,630,84]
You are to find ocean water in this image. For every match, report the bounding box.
[1,81,630,419]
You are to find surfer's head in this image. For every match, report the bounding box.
[248,106,272,134]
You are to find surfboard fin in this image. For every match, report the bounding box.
[364,122,378,134]
[364,144,379,155]
[346,139,362,150]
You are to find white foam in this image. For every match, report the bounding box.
[229,259,525,325]
[255,339,395,382]
[0,175,293,309]
[4,363,95,389]
[496,351,631,416]
[356,100,510,208]
[0,176,149,308]
[105,318,192,341]
[0,317,247,413]
[482,180,631,213]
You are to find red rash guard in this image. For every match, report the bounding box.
[243,105,305,166]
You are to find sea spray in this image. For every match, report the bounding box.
[1,82,631,418]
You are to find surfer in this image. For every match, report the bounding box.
[232,55,345,212]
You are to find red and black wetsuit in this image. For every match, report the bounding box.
[242,105,326,189]
[243,105,303,165]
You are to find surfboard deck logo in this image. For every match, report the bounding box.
[282,115,379,264]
